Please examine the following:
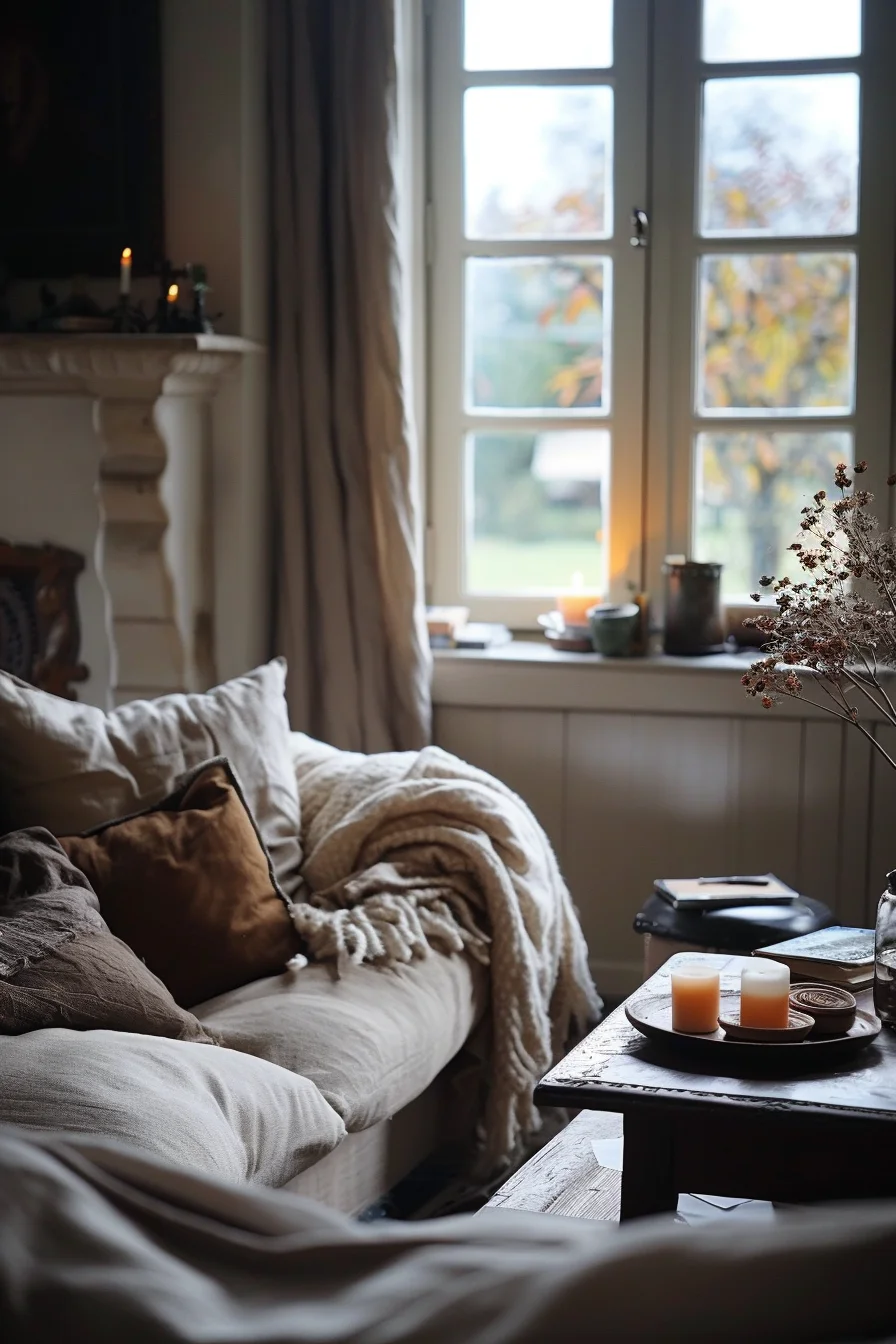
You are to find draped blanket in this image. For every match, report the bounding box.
[287,735,602,1167]
[4,1127,896,1344]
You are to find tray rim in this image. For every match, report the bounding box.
[625,990,880,1064]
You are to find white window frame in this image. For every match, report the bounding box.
[426,0,649,625]
[425,0,896,627]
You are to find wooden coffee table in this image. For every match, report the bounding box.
[528,953,894,1221]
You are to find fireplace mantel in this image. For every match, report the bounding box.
[0,334,262,705]
[0,333,257,397]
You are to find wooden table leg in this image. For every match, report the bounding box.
[620,1110,678,1221]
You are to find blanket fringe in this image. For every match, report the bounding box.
[288,742,602,1169]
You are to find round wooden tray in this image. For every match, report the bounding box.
[625,992,881,1069]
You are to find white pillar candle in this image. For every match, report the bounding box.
[671,961,720,1034]
[120,247,132,296]
[741,960,791,1029]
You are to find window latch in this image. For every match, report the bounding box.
[630,208,649,248]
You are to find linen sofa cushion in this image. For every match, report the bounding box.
[194,952,488,1133]
[60,759,304,1008]
[0,828,212,1042]
[0,1029,346,1186]
[0,660,302,896]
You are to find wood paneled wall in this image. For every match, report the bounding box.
[434,698,889,997]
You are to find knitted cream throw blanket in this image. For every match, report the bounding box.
[287,734,602,1168]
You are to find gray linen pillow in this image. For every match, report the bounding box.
[0,659,301,897]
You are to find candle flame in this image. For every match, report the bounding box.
[121,247,132,262]
[167,283,179,301]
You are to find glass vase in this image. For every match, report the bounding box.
[873,871,896,1027]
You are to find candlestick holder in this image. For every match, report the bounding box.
[146,259,221,333]
[113,296,149,334]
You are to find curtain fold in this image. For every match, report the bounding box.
[267,0,431,753]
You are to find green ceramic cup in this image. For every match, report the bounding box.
[587,602,640,657]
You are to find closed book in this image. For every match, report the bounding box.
[654,873,799,911]
[754,925,875,988]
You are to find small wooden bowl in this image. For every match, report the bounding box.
[718,1008,814,1043]
[789,983,857,1036]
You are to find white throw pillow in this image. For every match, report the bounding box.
[0,659,302,896]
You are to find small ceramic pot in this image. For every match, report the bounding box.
[587,602,640,657]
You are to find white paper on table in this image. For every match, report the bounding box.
[589,1138,777,1219]
[590,1138,624,1172]
[689,1192,752,1210]
[678,1194,777,1225]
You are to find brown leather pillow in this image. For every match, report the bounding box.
[0,827,213,1042]
[60,758,303,1008]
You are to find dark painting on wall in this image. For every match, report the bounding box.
[0,0,163,278]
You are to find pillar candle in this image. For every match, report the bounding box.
[740,961,790,1029]
[556,572,601,628]
[670,962,720,1034]
[120,247,132,296]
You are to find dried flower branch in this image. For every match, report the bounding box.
[741,462,896,773]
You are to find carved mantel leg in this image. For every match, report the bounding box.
[92,392,186,705]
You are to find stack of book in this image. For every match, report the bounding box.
[754,926,875,990]
[653,874,800,912]
[426,606,512,650]
[426,606,469,648]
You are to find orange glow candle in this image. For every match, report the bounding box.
[740,961,790,1029]
[167,282,179,306]
[556,571,601,628]
[120,247,132,296]
[671,962,720,1034]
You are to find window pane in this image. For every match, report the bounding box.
[466,431,609,594]
[465,0,612,70]
[701,75,859,237]
[694,431,852,597]
[465,87,613,239]
[703,0,861,62]
[697,253,855,414]
[467,257,610,412]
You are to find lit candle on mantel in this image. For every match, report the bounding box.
[670,961,720,1034]
[740,961,790,1029]
[119,247,132,296]
[556,571,601,629]
[167,282,179,306]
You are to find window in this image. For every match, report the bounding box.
[426,0,896,623]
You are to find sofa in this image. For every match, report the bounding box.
[0,942,486,1213]
[0,663,598,1213]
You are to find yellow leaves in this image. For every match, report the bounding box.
[701,253,853,410]
[724,186,751,222]
[563,284,598,324]
[547,355,603,408]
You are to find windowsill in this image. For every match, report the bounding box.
[431,640,860,720]
[434,641,754,672]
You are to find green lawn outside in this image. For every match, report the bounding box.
[467,538,605,595]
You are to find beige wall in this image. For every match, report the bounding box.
[0,0,268,705]
[0,398,111,704]
[162,0,269,686]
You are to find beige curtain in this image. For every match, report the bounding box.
[267,0,431,753]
